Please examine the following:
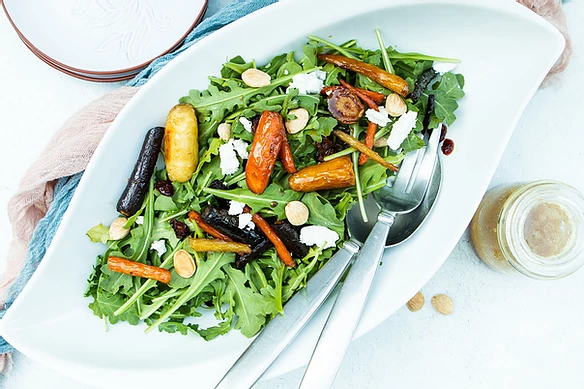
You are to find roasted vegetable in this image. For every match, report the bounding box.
[188,210,233,242]
[423,94,436,132]
[245,207,295,268]
[409,68,438,104]
[279,134,297,174]
[164,104,198,183]
[289,156,356,192]
[318,54,409,96]
[272,220,309,258]
[321,85,386,105]
[169,218,191,240]
[333,130,399,172]
[116,127,164,217]
[315,136,343,162]
[246,111,285,194]
[327,88,364,124]
[189,238,252,254]
[235,239,273,269]
[201,206,266,246]
[339,79,379,110]
[359,121,378,165]
[108,256,171,284]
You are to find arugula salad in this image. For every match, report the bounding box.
[85,32,465,340]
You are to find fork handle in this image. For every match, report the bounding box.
[299,211,395,389]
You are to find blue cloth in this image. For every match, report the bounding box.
[0,0,277,355]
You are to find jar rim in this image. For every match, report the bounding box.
[497,181,584,280]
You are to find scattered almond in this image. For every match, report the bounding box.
[285,201,309,226]
[217,123,232,141]
[385,94,407,117]
[241,68,271,88]
[431,294,454,315]
[109,217,130,241]
[373,136,388,148]
[174,249,196,278]
[285,108,310,134]
[406,291,424,312]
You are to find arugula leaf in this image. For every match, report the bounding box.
[87,224,109,244]
[224,266,278,337]
[94,288,140,325]
[221,56,254,78]
[426,72,465,126]
[154,196,178,212]
[98,265,134,295]
[203,184,301,219]
[151,219,180,248]
[169,268,194,289]
[301,192,344,237]
[158,321,198,336]
[400,132,425,153]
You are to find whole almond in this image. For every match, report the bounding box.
[241,68,271,88]
[431,294,454,315]
[385,94,407,117]
[109,217,130,241]
[285,108,310,134]
[285,201,309,226]
[406,291,424,312]
[217,123,232,141]
[174,249,196,278]
[373,136,388,148]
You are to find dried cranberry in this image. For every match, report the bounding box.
[170,219,191,240]
[155,180,174,196]
[315,136,338,162]
[441,138,455,155]
[209,180,229,191]
[440,125,448,142]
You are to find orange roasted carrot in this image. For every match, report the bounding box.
[108,256,171,284]
[318,54,409,97]
[339,79,379,110]
[279,133,297,174]
[359,121,379,165]
[244,206,295,268]
[246,111,284,194]
[289,156,355,192]
[188,210,233,242]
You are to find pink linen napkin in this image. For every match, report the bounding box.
[0,0,572,374]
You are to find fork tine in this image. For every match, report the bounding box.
[409,125,442,198]
[391,146,422,194]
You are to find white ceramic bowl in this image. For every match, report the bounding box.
[0,0,564,388]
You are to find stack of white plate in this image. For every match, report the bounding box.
[2,0,208,82]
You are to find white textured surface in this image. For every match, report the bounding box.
[1,1,583,388]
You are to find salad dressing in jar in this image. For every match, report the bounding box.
[470,181,584,279]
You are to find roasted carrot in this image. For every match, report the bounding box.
[318,54,409,97]
[188,210,233,242]
[189,238,251,254]
[246,111,284,194]
[333,130,399,172]
[339,79,379,110]
[359,121,379,165]
[244,206,295,267]
[289,156,355,192]
[108,256,171,284]
[279,133,297,174]
[321,85,386,104]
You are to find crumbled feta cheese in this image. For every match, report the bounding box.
[228,200,246,216]
[238,213,254,229]
[219,142,240,175]
[284,69,289,75]
[239,117,253,132]
[245,221,256,231]
[365,106,391,127]
[231,139,249,159]
[387,111,418,150]
[300,226,339,249]
[136,216,144,225]
[150,239,167,256]
[433,62,458,74]
[287,70,326,94]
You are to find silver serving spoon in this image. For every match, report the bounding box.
[299,127,442,388]
[215,151,442,389]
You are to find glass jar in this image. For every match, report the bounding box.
[470,181,584,280]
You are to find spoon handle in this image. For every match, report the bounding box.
[214,239,361,389]
[299,211,395,389]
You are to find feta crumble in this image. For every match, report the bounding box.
[238,213,254,229]
[136,216,144,225]
[365,106,391,127]
[300,226,339,249]
[387,111,418,150]
[239,117,253,132]
[150,239,167,256]
[433,62,458,74]
[228,200,246,216]
[287,70,326,94]
[219,141,240,175]
[231,139,250,159]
